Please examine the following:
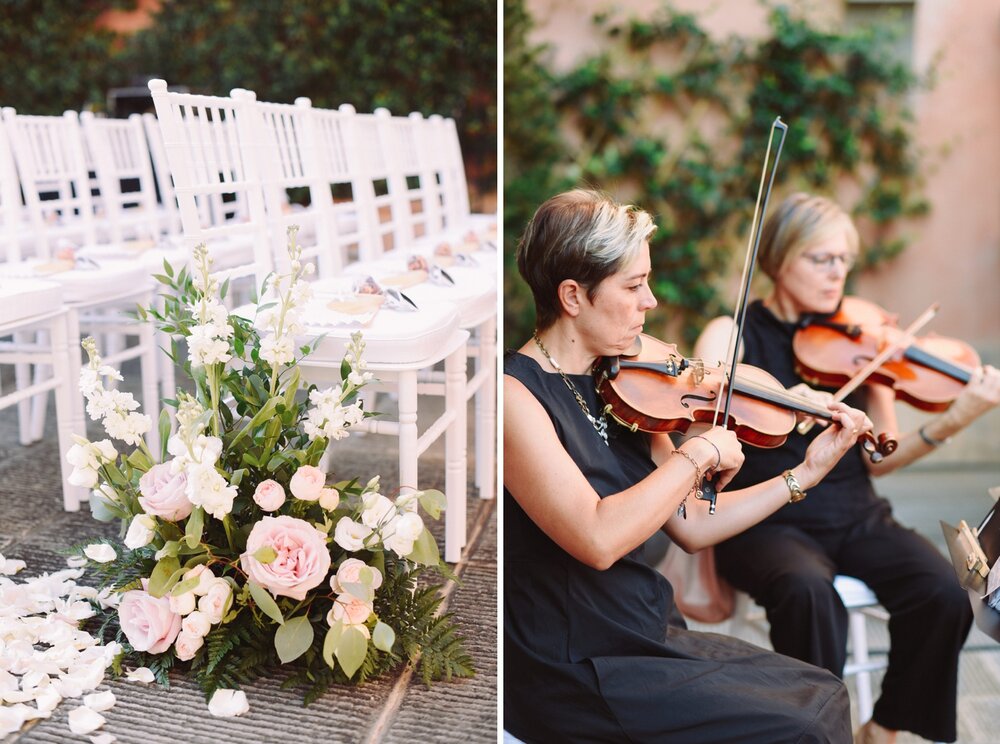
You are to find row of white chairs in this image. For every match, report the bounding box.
[0,81,496,562]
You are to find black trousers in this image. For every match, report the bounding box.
[715,501,972,743]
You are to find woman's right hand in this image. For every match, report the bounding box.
[684,427,744,491]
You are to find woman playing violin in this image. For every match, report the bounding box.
[504,189,873,743]
[695,192,1000,744]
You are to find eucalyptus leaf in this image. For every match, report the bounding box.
[252,545,278,564]
[184,507,204,549]
[158,408,172,461]
[248,580,284,625]
[274,615,314,664]
[408,527,441,566]
[340,581,374,604]
[147,556,181,598]
[335,626,369,679]
[170,576,201,597]
[373,621,395,653]
[323,620,344,669]
[418,489,446,520]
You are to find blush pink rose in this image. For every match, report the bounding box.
[289,466,325,501]
[138,463,192,521]
[330,558,383,594]
[117,589,182,654]
[240,515,331,600]
[328,595,372,626]
[253,480,286,512]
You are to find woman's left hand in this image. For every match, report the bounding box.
[798,402,873,488]
[943,364,1000,429]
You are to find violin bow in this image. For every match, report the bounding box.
[796,302,939,435]
[700,116,788,513]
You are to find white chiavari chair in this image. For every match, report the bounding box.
[0,107,161,461]
[200,86,472,561]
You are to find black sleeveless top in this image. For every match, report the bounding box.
[726,300,881,530]
[503,351,852,742]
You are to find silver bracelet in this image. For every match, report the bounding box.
[691,435,722,473]
[918,424,951,448]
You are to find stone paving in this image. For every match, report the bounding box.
[0,394,497,744]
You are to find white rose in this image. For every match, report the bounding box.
[183,564,216,596]
[173,630,204,661]
[168,591,197,616]
[181,610,212,637]
[124,514,156,550]
[197,580,232,624]
[318,487,340,511]
[186,464,237,520]
[333,517,373,552]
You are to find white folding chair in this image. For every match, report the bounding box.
[140,112,183,238]
[0,108,160,463]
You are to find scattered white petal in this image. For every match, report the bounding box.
[0,703,32,736]
[207,688,250,717]
[35,686,62,715]
[124,667,155,684]
[67,555,89,568]
[0,554,27,575]
[68,706,106,735]
[83,690,116,711]
[83,544,117,563]
[90,733,116,744]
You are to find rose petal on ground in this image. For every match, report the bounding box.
[207,688,249,717]
[83,690,116,711]
[124,667,155,684]
[68,706,106,735]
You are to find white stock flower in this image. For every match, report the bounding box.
[66,440,117,488]
[185,464,237,520]
[77,340,150,446]
[333,517,373,552]
[123,515,155,550]
[259,333,295,366]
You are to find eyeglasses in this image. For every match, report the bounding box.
[800,252,857,271]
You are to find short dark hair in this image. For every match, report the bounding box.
[516,189,655,330]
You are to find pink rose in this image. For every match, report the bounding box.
[289,466,325,501]
[173,630,204,661]
[240,515,331,600]
[197,579,233,623]
[138,463,192,521]
[117,589,182,654]
[327,595,372,626]
[330,558,383,594]
[253,480,286,511]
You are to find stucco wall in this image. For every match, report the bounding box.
[524,0,1000,463]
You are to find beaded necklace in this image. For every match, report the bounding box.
[533,332,609,446]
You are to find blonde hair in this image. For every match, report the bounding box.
[758,193,859,280]
[516,189,656,330]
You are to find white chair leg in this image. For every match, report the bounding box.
[139,321,160,454]
[849,608,874,723]
[14,330,33,445]
[396,371,419,497]
[474,316,496,501]
[51,313,86,510]
[29,328,52,442]
[444,345,467,563]
[65,308,87,440]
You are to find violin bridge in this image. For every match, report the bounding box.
[691,359,705,385]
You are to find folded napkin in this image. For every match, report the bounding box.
[380,269,427,289]
[35,259,76,275]
[319,293,384,326]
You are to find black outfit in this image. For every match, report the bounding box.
[504,352,851,744]
[715,300,973,742]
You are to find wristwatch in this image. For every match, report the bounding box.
[782,469,807,503]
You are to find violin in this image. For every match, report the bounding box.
[594,334,897,462]
[793,296,980,413]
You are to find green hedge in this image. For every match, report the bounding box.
[0,0,496,199]
[504,2,926,348]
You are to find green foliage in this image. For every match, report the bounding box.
[0,0,495,198]
[504,2,928,348]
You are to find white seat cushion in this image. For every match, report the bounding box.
[0,259,151,304]
[0,278,62,327]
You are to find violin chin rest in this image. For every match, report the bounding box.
[623,336,642,358]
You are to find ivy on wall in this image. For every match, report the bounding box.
[0,0,496,201]
[504,1,927,349]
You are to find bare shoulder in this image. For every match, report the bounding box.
[693,316,737,363]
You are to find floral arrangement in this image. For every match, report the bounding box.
[67,229,472,707]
